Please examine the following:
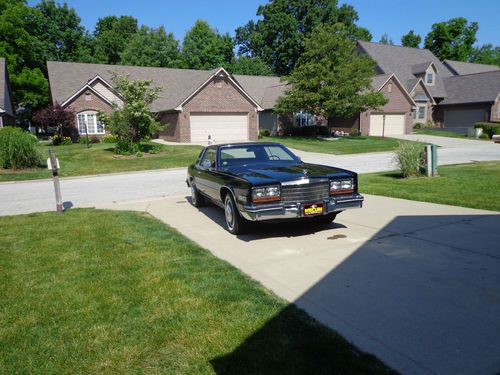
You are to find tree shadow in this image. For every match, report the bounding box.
[210,213,500,374]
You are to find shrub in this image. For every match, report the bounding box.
[51,134,72,145]
[475,122,500,139]
[259,129,271,138]
[101,134,118,143]
[291,126,329,136]
[425,120,434,128]
[494,127,500,135]
[393,141,424,178]
[479,133,490,140]
[136,151,143,158]
[350,128,361,137]
[413,122,423,129]
[79,136,100,145]
[0,127,43,169]
[115,139,140,155]
[148,144,163,154]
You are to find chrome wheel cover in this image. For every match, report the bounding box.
[225,198,234,230]
[191,185,196,204]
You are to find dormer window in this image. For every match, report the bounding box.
[426,72,434,85]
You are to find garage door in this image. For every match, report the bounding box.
[190,113,249,144]
[369,114,406,136]
[444,109,486,128]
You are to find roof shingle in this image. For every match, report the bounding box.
[440,70,500,105]
[443,60,500,76]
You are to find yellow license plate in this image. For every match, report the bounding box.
[304,203,324,216]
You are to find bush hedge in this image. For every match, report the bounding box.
[393,141,424,178]
[291,126,329,137]
[474,122,500,139]
[0,127,43,169]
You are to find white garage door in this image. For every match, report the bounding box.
[369,114,406,136]
[190,113,249,144]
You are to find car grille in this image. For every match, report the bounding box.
[281,181,330,205]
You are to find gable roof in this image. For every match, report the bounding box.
[48,61,216,112]
[48,61,274,112]
[411,61,435,75]
[357,40,451,98]
[0,58,15,117]
[440,70,500,105]
[443,60,500,76]
[371,73,417,106]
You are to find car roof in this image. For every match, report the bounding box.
[212,142,284,148]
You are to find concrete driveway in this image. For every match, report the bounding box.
[98,195,500,375]
[389,134,488,148]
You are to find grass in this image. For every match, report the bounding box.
[262,135,420,154]
[413,128,468,139]
[359,161,500,212]
[0,142,202,182]
[0,209,393,374]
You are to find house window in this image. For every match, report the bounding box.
[388,83,393,93]
[426,72,434,85]
[417,105,426,120]
[85,92,92,101]
[293,111,315,127]
[77,111,104,135]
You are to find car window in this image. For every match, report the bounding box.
[219,145,297,166]
[263,146,295,161]
[199,148,217,169]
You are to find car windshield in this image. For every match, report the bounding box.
[219,144,299,166]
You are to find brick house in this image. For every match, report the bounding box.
[357,41,500,130]
[0,58,15,127]
[47,61,286,144]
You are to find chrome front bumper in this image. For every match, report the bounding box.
[240,194,364,221]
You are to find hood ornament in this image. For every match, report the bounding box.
[303,169,309,176]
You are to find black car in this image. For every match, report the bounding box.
[186,142,363,234]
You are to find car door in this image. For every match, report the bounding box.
[193,147,220,200]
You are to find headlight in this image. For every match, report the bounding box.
[330,178,354,194]
[252,185,280,203]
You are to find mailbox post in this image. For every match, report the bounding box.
[48,149,63,213]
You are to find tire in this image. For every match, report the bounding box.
[316,213,337,225]
[190,182,205,207]
[224,194,248,235]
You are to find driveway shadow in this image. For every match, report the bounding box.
[209,213,500,374]
[186,196,347,241]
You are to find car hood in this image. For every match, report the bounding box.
[224,162,354,185]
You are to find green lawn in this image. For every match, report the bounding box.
[0,209,392,374]
[359,161,500,212]
[262,135,418,154]
[413,129,469,139]
[0,142,202,182]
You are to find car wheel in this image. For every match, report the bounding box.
[190,183,205,207]
[224,194,247,235]
[316,213,337,225]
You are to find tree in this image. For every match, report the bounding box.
[379,33,393,45]
[0,0,48,107]
[182,20,234,70]
[401,30,421,48]
[469,44,500,66]
[99,74,162,146]
[92,16,138,64]
[33,104,78,140]
[235,0,372,76]
[120,26,183,68]
[227,56,274,76]
[34,0,92,63]
[424,18,478,61]
[275,24,387,124]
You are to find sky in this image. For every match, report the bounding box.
[28,0,500,47]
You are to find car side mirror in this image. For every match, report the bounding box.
[210,160,216,169]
